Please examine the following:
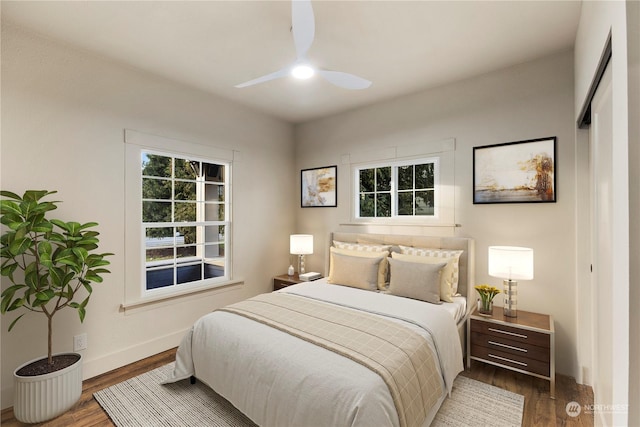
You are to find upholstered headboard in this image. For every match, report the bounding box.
[328,232,476,315]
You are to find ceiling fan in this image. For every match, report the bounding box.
[235,0,372,90]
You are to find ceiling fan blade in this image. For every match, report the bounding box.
[317,69,372,90]
[234,67,290,88]
[292,0,315,59]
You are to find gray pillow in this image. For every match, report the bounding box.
[387,258,446,304]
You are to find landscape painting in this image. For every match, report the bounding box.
[473,137,556,204]
[301,165,337,207]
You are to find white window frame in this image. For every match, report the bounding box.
[141,149,230,298]
[124,130,238,308]
[353,156,441,222]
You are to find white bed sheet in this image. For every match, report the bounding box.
[165,281,464,427]
[298,277,467,323]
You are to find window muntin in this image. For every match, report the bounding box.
[141,151,229,293]
[355,158,438,219]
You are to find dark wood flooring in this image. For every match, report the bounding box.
[2,349,593,426]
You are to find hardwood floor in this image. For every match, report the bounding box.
[2,349,593,427]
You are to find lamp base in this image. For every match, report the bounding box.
[503,279,518,317]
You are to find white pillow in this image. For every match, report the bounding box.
[333,240,391,253]
[327,252,384,291]
[391,252,455,302]
[398,245,464,293]
[329,247,389,290]
[387,258,445,304]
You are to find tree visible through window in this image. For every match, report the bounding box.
[142,152,228,291]
[356,158,438,219]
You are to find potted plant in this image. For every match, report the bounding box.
[474,284,501,315]
[0,190,112,423]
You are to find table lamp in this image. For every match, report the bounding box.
[290,234,313,274]
[488,246,534,318]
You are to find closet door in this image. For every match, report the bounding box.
[590,62,613,427]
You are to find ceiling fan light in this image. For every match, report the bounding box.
[291,64,315,80]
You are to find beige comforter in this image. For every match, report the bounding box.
[220,293,442,427]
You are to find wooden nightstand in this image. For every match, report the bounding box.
[273,273,302,291]
[467,306,555,398]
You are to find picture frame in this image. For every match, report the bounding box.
[301,165,337,208]
[473,137,557,204]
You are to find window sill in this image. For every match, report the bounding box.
[120,278,244,314]
[341,221,461,228]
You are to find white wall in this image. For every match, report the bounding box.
[0,24,296,409]
[574,1,633,425]
[295,51,579,378]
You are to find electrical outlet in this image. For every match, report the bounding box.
[74,333,87,351]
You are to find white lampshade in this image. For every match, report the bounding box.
[488,246,534,280]
[290,234,313,255]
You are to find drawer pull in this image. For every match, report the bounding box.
[488,327,527,339]
[488,353,528,367]
[488,341,527,352]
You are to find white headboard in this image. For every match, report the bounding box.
[329,232,476,315]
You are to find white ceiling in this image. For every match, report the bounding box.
[2,1,582,124]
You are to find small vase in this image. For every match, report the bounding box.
[478,299,493,315]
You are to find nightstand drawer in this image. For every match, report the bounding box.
[470,331,550,363]
[471,319,550,348]
[470,343,550,376]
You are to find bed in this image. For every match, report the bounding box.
[164,232,475,427]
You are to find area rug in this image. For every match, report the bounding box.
[94,363,523,427]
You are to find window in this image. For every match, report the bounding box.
[355,158,439,219]
[141,151,229,292]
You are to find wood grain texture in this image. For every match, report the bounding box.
[2,347,593,427]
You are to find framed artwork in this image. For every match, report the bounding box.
[301,165,337,207]
[473,137,556,204]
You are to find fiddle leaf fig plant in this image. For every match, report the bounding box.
[0,190,113,368]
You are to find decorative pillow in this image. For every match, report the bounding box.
[398,245,464,293]
[327,252,384,291]
[391,252,455,302]
[333,240,391,253]
[329,247,389,290]
[387,258,445,304]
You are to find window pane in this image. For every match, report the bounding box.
[376,193,391,217]
[142,178,171,200]
[175,159,198,179]
[145,227,174,247]
[205,244,225,258]
[415,191,434,216]
[360,169,375,192]
[397,192,414,215]
[204,226,224,244]
[398,165,414,190]
[176,245,197,259]
[146,248,174,262]
[205,183,224,202]
[176,226,196,245]
[360,193,375,217]
[416,163,434,189]
[203,203,225,221]
[177,263,202,284]
[205,260,224,279]
[205,163,224,183]
[142,153,172,178]
[146,267,174,289]
[174,181,196,200]
[174,202,196,222]
[376,167,391,191]
[143,201,171,222]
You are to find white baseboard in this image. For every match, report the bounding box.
[1,328,188,410]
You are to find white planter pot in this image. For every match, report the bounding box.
[13,353,83,424]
